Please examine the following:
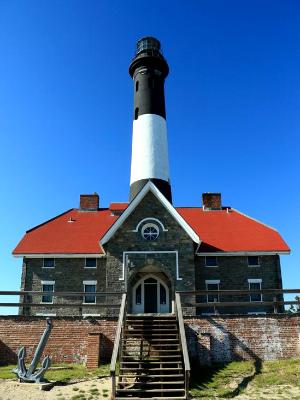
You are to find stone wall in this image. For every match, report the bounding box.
[20,257,109,316]
[194,255,283,314]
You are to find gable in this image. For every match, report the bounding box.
[100,182,200,247]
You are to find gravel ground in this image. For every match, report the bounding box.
[0,377,111,400]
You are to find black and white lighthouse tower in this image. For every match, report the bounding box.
[129,37,172,203]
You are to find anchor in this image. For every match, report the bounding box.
[13,318,53,383]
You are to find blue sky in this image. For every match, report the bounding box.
[0,0,299,312]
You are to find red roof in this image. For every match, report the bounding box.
[13,206,290,255]
[177,207,290,253]
[13,209,119,255]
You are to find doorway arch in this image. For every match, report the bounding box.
[132,274,170,314]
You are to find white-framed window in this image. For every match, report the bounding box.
[248,256,260,267]
[141,223,160,241]
[36,313,57,317]
[248,279,262,302]
[43,258,55,268]
[41,281,55,304]
[85,258,97,268]
[205,280,220,303]
[247,312,266,315]
[205,256,218,267]
[83,280,97,304]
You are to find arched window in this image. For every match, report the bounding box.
[135,81,139,92]
[141,223,159,241]
[135,284,141,304]
[160,284,166,305]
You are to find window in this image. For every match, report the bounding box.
[160,284,166,305]
[41,281,54,303]
[206,280,220,303]
[205,256,218,267]
[135,107,139,120]
[248,279,262,302]
[83,281,97,304]
[135,284,141,305]
[141,223,159,241]
[85,258,97,268]
[136,81,139,91]
[43,258,55,268]
[248,256,259,267]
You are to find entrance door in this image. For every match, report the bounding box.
[144,278,158,313]
[132,275,169,314]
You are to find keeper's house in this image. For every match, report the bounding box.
[13,37,290,317]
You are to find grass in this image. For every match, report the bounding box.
[0,363,110,383]
[191,358,300,399]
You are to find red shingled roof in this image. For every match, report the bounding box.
[13,206,289,255]
[177,208,290,253]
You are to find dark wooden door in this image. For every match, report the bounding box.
[144,283,157,313]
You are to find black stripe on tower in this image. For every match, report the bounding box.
[129,37,169,120]
[129,37,172,203]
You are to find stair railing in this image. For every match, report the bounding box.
[110,293,127,399]
[175,292,190,399]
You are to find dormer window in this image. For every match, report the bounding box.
[141,223,159,241]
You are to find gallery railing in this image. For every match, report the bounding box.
[177,288,300,314]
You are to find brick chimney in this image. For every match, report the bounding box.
[202,193,222,210]
[80,194,99,211]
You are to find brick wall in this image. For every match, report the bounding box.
[0,316,117,367]
[185,314,300,365]
[0,315,299,367]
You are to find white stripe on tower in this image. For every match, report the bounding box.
[129,37,172,202]
[130,114,169,184]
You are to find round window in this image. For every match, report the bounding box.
[141,223,159,241]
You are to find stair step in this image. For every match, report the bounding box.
[115,397,185,400]
[124,326,177,333]
[123,343,178,349]
[123,347,181,354]
[120,368,183,371]
[127,324,177,327]
[124,331,178,339]
[123,338,180,342]
[119,381,185,386]
[121,360,181,365]
[116,388,185,393]
[119,374,184,378]
[123,354,181,361]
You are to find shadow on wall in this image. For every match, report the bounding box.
[0,340,17,365]
[187,318,262,397]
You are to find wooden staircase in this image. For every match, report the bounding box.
[115,314,187,400]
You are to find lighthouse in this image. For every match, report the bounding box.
[129,37,172,203]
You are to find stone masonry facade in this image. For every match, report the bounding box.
[20,192,284,316]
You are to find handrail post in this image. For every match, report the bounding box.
[175,292,190,399]
[110,293,127,399]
